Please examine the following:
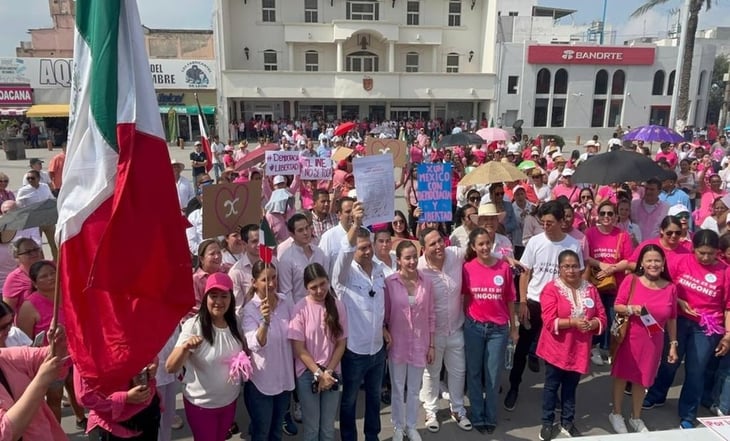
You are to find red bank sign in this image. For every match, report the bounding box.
[0,84,33,105]
[527,45,656,66]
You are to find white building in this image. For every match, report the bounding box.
[213,0,501,128]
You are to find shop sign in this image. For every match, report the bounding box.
[157,93,185,105]
[0,85,33,105]
[527,45,655,65]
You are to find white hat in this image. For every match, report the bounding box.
[668,204,690,217]
[561,168,575,177]
[513,185,526,194]
[194,141,202,146]
[584,140,597,147]
[273,175,287,186]
[171,158,184,167]
[347,189,357,199]
[507,144,520,154]
[478,203,506,220]
[551,152,564,160]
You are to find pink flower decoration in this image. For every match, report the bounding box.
[228,351,253,385]
[699,312,725,336]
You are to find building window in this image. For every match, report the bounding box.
[304,0,318,23]
[262,0,276,22]
[346,51,379,72]
[407,1,420,25]
[611,70,625,95]
[535,68,551,94]
[551,98,566,127]
[652,70,665,96]
[667,70,676,95]
[305,50,318,71]
[346,0,379,20]
[263,50,277,71]
[507,76,519,94]
[508,11,519,16]
[554,69,568,94]
[594,70,608,95]
[608,99,623,127]
[591,99,606,127]
[534,98,549,127]
[448,0,461,27]
[446,53,459,73]
[405,52,419,72]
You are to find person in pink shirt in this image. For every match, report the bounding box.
[242,261,295,441]
[630,178,670,241]
[655,142,678,169]
[536,250,606,440]
[595,183,620,206]
[628,216,691,273]
[644,230,730,428]
[384,241,435,441]
[289,262,347,441]
[190,239,223,318]
[462,228,518,434]
[696,173,726,226]
[551,169,580,204]
[1,238,42,313]
[608,245,678,434]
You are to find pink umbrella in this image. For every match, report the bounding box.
[234,143,278,171]
[477,127,510,143]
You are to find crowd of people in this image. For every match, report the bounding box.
[0,119,730,441]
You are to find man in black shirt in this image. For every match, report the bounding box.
[189,141,208,182]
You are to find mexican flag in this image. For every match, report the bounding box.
[259,218,276,264]
[57,0,194,395]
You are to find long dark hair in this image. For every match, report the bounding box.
[198,286,246,350]
[634,244,672,282]
[464,227,490,262]
[28,260,55,290]
[245,260,276,304]
[303,263,343,339]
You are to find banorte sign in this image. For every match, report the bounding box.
[527,45,656,66]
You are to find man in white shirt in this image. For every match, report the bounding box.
[172,159,195,211]
[333,202,387,441]
[318,196,355,274]
[23,159,51,187]
[210,135,225,182]
[277,213,327,305]
[449,205,478,251]
[418,228,471,433]
[504,201,583,412]
[185,173,213,256]
[16,169,56,259]
[228,224,271,318]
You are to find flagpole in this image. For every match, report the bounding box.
[50,245,61,356]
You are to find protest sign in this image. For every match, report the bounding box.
[331,147,354,162]
[417,163,453,222]
[352,154,395,226]
[300,157,333,180]
[699,416,730,440]
[265,151,300,176]
[365,138,407,167]
[202,182,262,238]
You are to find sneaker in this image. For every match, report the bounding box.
[624,383,633,396]
[710,405,727,416]
[504,388,518,411]
[75,417,88,430]
[474,425,487,434]
[679,420,694,429]
[608,413,628,434]
[451,412,472,431]
[641,399,665,410]
[560,424,581,437]
[393,428,404,441]
[629,418,649,433]
[425,413,439,433]
[539,424,554,441]
[528,355,540,373]
[591,348,604,366]
[282,412,298,436]
[485,425,496,434]
[406,428,422,441]
[292,402,302,423]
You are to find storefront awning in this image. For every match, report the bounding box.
[159,105,216,115]
[0,107,28,116]
[26,104,70,118]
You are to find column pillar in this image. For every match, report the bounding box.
[337,101,342,120]
[388,40,395,73]
[288,44,294,71]
[336,41,343,72]
[432,46,438,72]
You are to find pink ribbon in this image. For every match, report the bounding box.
[228,351,253,385]
[699,313,725,336]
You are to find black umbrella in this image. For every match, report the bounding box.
[438,132,484,148]
[571,150,667,185]
[0,199,58,231]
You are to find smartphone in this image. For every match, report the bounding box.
[32,331,46,347]
[132,367,149,388]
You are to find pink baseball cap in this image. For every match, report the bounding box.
[205,272,233,294]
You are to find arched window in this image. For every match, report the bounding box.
[698,70,707,96]
[554,69,568,94]
[305,50,318,71]
[406,52,419,72]
[536,68,551,94]
[446,53,459,73]
[652,70,665,95]
[346,51,379,72]
[263,50,277,71]
[594,70,608,95]
[667,70,676,95]
[611,70,625,95]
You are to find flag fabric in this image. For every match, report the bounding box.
[639,307,663,335]
[195,94,213,173]
[259,218,276,264]
[58,0,194,395]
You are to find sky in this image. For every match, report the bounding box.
[0,0,728,56]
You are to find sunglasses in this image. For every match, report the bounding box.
[18,247,41,256]
[26,177,37,181]
[663,231,683,237]
[675,213,690,220]
[598,211,615,217]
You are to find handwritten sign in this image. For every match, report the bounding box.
[202,182,262,238]
[300,158,333,180]
[352,154,395,226]
[417,163,453,222]
[700,416,730,440]
[365,138,407,167]
[265,151,300,176]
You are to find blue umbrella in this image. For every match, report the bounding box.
[622,125,684,143]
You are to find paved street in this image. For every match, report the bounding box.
[0,143,718,440]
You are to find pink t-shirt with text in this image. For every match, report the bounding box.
[462,258,515,325]
[671,258,730,324]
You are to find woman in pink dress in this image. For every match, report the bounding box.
[536,250,606,441]
[608,244,678,434]
[384,241,435,441]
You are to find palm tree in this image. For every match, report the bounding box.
[631,0,714,128]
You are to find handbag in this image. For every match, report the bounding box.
[609,275,636,359]
[590,232,623,292]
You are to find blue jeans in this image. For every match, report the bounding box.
[296,370,341,441]
[703,354,730,414]
[592,291,615,350]
[340,347,386,441]
[542,362,581,427]
[464,317,508,427]
[645,317,721,422]
[244,382,291,441]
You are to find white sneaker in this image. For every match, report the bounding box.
[292,402,302,423]
[406,428,422,441]
[629,418,649,433]
[591,348,604,366]
[711,405,726,416]
[609,413,628,434]
[393,428,404,441]
[425,413,439,433]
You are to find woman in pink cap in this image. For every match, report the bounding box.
[167,272,248,441]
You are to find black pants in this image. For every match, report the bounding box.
[89,396,160,441]
[509,299,543,391]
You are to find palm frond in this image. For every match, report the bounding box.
[630,0,672,18]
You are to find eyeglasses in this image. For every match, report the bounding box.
[560,264,581,271]
[663,230,683,237]
[200,180,214,186]
[18,247,41,256]
[26,177,37,181]
[468,197,481,202]
[598,211,615,217]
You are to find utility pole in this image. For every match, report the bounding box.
[599,0,608,44]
